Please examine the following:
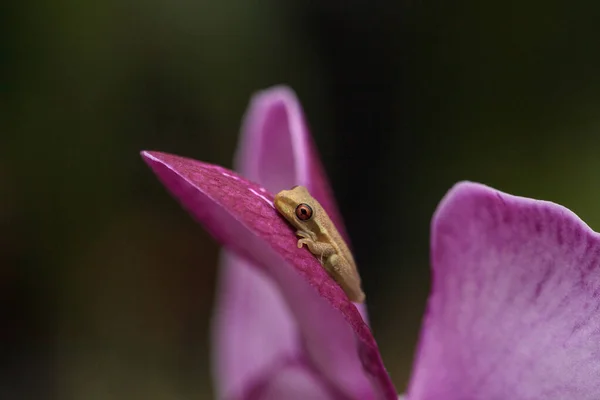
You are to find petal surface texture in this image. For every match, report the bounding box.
[141,151,395,400]
[408,181,600,400]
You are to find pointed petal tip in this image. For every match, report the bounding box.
[140,151,179,179]
[236,84,310,192]
[140,150,163,164]
[242,84,302,136]
[251,84,299,106]
[140,149,151,159]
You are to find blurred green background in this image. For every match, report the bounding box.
[3,0,600,398]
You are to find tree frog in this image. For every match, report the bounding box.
[274,185,366,303]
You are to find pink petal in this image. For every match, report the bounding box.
[235,86,365,319]
[250,365,334,400]
[235,86,351,245]
[213,86,370,399]
[408,182,600,399]
[141,151,396,400]
[243,358,355,400]
[212,252,299,398]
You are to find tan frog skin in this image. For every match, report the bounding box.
[274,185,365,303]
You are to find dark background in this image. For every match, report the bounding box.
[3,1,600,398]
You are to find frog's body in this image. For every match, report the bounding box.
[274,186,365,303]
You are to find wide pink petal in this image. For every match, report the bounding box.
[142,151,396,400]
[408,182,600,399]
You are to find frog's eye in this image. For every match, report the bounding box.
[295,203,313,221]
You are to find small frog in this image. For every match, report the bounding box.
[274,185,366,303]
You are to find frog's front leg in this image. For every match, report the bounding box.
[296,230,317,242]
[296,235,336,264]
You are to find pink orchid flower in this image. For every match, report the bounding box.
[142,86,600,400]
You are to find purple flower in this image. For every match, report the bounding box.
[142,86,600,400]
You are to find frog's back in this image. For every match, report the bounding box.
[316,206,357,269]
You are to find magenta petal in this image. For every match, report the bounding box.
[213,86,371,399]
[235,85,351,244]
[233,85,367,317]
[141,151,396,400]
[212,252,299,398]
[408,182,600,399]
[214,86,368,399]
[254,366,334,400]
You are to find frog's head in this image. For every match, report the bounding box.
[274,185,318,231]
